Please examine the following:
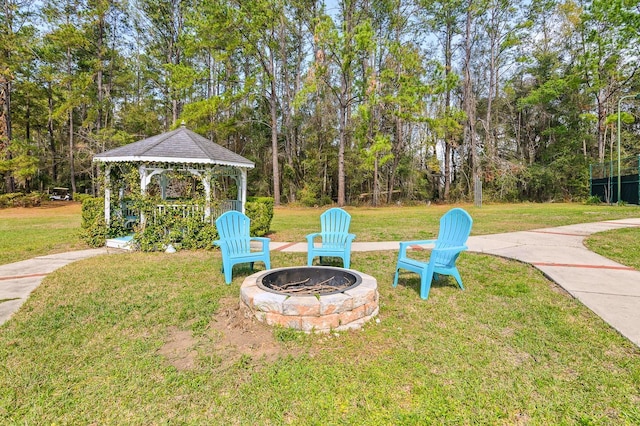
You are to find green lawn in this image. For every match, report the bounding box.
[585,227,640,270]
[0,202,87,265]
[270,202,640,242]
[2,201,640,264]
[1,250,639,423]
[1,202,639,423]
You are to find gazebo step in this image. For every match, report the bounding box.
[106,235,134,250]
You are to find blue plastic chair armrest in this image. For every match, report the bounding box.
[432,244,468,254]
[306,232,321,243]
[398,239,436,257]
[401,239,437,246]
[250,237,270,250]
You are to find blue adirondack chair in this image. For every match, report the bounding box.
[393,208,473,299]
[306,208,356,269]
[213,211,271,284]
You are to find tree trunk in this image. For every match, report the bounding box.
[47,82,57,183]
[371,134,380,208]
[69,107,76,194]
[1,0,15,192]
[67,44,76,194]
[280,13,295,203]
[596,91,607,161]
[96,14,104,131]
[485,6,496,159]
[0,73,9,151]
[0,71,14,192]
[464,0,479,204]
[338,99,346,207]
[270,50,281,206]
[387,114,403,204]
[443,18,454,201]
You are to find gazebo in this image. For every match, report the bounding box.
[93,124,254,228]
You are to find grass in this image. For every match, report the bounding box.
[2,201,640,264]
[270,202,640,242]
[1,250,639,423]
[1,202,639,423]
[0,202,87,265]
[585,227,640,270]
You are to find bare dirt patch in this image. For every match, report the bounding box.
[158,327,198,371]
[159,297,301,371]
[208,297,295,365]
[0,202,81,218]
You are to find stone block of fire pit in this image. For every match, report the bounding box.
[240,266,378,333]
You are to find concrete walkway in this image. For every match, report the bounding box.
[0,249,110,325]
[2,219,639,347]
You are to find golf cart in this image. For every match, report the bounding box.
[49,187,71,201]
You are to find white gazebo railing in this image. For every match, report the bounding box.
[211,200,242,219]
[121,199,242,229]
[154,204,206,222]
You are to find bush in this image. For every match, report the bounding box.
[134,209,218,251]
[584,195,602,205]
[0,193,20,208]
[80,196,273,251]
[80,197,127,247]
[297,183,332,207]
[185,223,218,249]
[0,192,45,208]
[246,197,274,237]
[80,197,108,247]
[73,193,94,203]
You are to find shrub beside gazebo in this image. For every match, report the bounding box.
[86,125,271,250]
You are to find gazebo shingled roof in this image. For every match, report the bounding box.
[94,125,254,168]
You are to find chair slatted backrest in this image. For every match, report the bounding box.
[432,208,473,267]
[320,208,352,248]
[215,211,251,256]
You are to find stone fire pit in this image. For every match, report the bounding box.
[240,266,378,333]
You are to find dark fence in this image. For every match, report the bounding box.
[591,175,639,204]
[590,155,640,204]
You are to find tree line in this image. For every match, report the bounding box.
[1,0,639,206]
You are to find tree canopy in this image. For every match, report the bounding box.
[1,0,639,204]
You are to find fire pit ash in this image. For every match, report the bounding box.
[240,266,378,333]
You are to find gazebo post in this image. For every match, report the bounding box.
[203,168,212,219]
[240,168,247,214]
[139,165,147,225]
[138,165,164,226]
[104,165,111,226]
